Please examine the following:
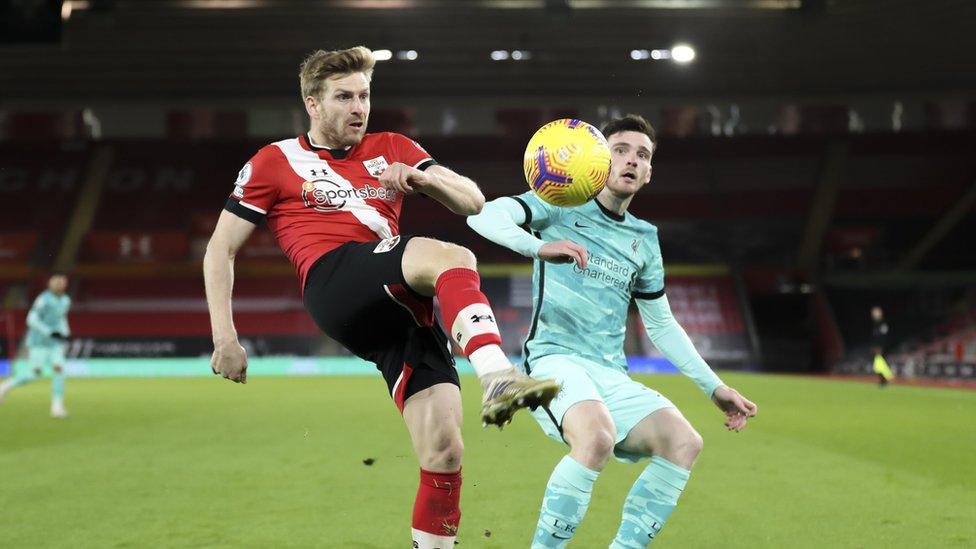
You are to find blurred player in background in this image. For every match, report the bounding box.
[0,273,71,418]
[467,115,757,547]
[871,306,894,387]
[203,46,557,549]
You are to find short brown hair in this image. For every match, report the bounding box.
[299,46,376,100]
[601,114,657,149]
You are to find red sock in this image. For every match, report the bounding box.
[413,468,462,540]
[435,268,502,356]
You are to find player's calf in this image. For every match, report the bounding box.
[531,402,614,547]
[402,237,560,427]
[402,237,509,378]
[413,468,462,549]
[533,455,601,548]
[611,410,701,547]
[50,365,67,419]
[403,384,464,549]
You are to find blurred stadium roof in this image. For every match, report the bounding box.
[1,0,974,101]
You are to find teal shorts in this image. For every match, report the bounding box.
[524,354,675,463]
[24,344,66,375]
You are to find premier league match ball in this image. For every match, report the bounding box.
[523,118,612,207]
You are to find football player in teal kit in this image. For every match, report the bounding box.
[467,115,757,548]
[0,274,71,418]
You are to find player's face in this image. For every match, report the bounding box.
[49,275,67,294]
[605,131,654,198]
[307,72,371,148]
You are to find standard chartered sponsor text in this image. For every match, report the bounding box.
[573,254,635,291]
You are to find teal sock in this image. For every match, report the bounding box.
[11,372,36,388]
[52,371,65,400]
[532,456,600,548]
[611,456,690,548]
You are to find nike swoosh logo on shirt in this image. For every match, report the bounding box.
[552,533,571,540]
[574,221,590,229]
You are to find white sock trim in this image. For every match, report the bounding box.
[411,528,456,549]
[450,303,499,352]
[469,344,512,378]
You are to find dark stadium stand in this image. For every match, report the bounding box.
[0,130,973,372]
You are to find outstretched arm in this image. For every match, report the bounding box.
[379,163,484,216]
[203,210,256,384]
[636,295,757,431]
[417,165,485,216]
[467,197,588,268]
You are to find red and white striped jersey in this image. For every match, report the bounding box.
[225,132,435,289]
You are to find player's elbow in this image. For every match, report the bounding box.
[459,190,485,216]
[204,234,238,262]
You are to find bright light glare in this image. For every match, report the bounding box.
[630,49,650,60]
[671,44,696,63]
[397,50,418,61]
[491,50,509,61]
[373,49,393,61]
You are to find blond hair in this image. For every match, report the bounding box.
[299,46,376,100]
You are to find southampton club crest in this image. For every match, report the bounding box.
[363,156,389,177]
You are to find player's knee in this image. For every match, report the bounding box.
[404,238,478,292]
[422,433,464,472]
[53,366,63,374]
[575,428,616,469]
[670,428,704,464]
[438,242,477,272]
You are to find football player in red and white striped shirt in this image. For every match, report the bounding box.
[203,46,558,548]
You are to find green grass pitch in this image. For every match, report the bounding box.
[1,372,974,548]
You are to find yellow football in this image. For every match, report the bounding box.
[523,118,611,207]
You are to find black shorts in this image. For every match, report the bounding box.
[303,235,459,412]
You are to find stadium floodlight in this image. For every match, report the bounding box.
[396,50,418,61]
[670,44,696,63]
[373,49,393,61]
[511,50,531,60]
[491,50,510,61]
[630,49,650,60]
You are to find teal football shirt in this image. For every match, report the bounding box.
[26,290,71,348]
[511,192,664,373]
